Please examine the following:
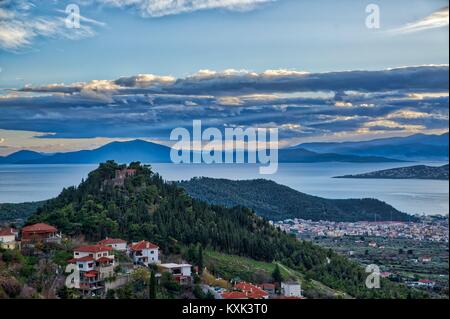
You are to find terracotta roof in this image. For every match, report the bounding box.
[128,240,159,251]
[221,291,248,299]
[234,282,269,299]
[0,228,16,236]
[96,256,113,263]
[74,244,113,253]
[98,237,127,245]
[84,270,98,278]
[68,256,95,263]
[22,223,57,234]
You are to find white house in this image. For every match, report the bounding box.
[128,240,160,266]
[281,281,302,298]
[73,244,115,263]
[68,245,116,295]
[0,228,19,250]
[160,263,192,284]
[98,237,127,251]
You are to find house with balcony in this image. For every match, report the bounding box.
[21,223,61,244]
[128,240,159,266]
[68,244,115,295]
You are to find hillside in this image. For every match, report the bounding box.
[0,201,46,223]
[178,178,414,222]
[297,133,449,161]
[336,164,449,180]
[27,161,420,299]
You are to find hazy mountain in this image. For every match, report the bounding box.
[178,177,414,222]
[336,164,449,180]
[296,133,449,161]
[1,140,403,164]
[0,150,47,164]
[10,140,173,164]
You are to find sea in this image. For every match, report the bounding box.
[0,162,448,216]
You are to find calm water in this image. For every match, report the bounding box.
[0,162,448,216]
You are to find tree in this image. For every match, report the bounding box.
[149,271,156,299]
[197,244,204,273]
[272,264,283,286]
[106,289,116,299]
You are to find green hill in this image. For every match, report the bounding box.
[28,161,423,298]
[178,178,414,222]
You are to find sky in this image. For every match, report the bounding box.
[0,0,449,155]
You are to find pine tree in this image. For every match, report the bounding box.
[149,271,156,299]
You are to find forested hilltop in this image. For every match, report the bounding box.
[178,178,414,222]
[28,161,423,298]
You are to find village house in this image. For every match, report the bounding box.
[261,283,276,295]
[69,245,116,295]
[98,237,127,251]
[221,282,269,300]
[128,240,160,266]
[0,227,19,250]
[21,223,61,244]
[160,263,192,284]
[281,281,302,298]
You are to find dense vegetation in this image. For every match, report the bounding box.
[178,177,415,222]
[28,161,424,298]
[0,201,46,223]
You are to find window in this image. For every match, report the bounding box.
[79,264,84,268]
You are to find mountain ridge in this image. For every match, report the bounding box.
[178,177,415,222]
[0,139,404,164]
[297,132,449,161]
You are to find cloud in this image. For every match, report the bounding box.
[0,0,103,51]
[0,65,447,146]
[392,6,449,34]
[19,65,450,97]
[95,0,273,17]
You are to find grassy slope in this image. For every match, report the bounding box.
[204,250,351,299]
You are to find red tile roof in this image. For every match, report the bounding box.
[68,256,95,263]
[96,256,113,263]
[74,244,113,253]
[22,223,57,234]
[98,237,127,245]
[84,270,98,278]
[221,282,269,299]
[0,228,16,236]
[221,291,248,299]
[128,240,159,251]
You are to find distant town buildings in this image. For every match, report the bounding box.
[272,216,449,243]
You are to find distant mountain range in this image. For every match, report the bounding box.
[0,139,404,164]
[178,177,415,222]
[297,133,449,161]
[336,164,449,180]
